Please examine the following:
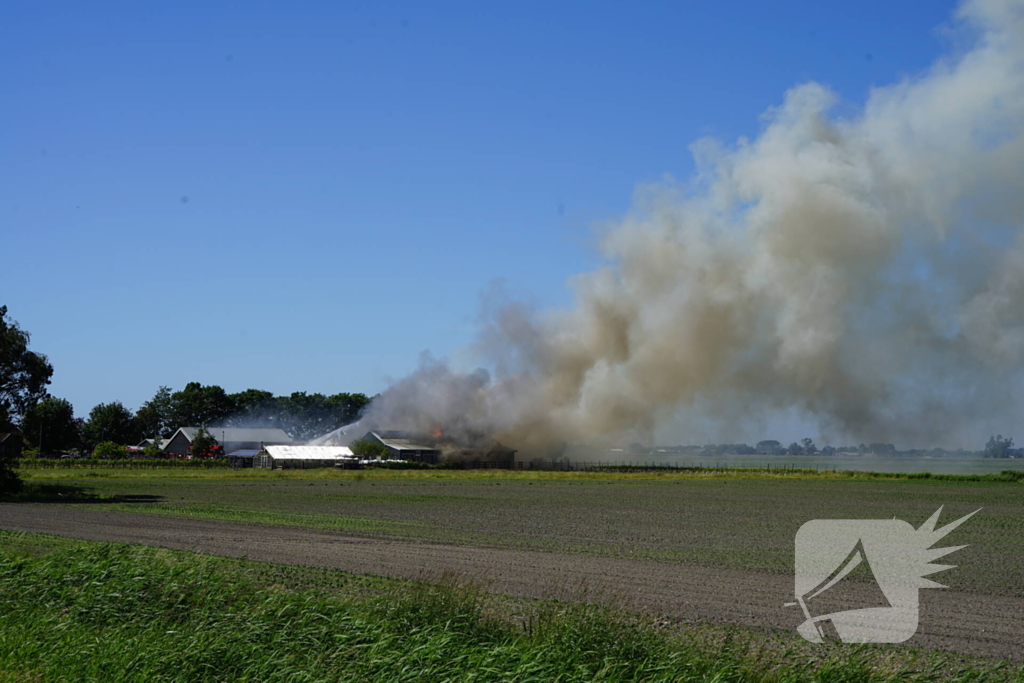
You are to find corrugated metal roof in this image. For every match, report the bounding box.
[381,439,437,451]
[375,430,415,439]
[227,449,262,457]
[177,427,294,443]
[367,431,439,452]
[265,445,354,460]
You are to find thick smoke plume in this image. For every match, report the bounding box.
[346,0,1024,450]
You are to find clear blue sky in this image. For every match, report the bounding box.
[2,0,957,417]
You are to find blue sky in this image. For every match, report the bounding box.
[2,0,959,417]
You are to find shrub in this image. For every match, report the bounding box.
[188,427,220,458]
[0,451,21,494]
[92,441,127,459]
[351,438,389,458]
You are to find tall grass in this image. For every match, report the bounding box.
[0,535,1017,682]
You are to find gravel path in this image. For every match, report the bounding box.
[1,503,1020,661]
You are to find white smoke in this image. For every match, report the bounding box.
[356,0,1024,450]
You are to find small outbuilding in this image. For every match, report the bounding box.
[254,445,355,469]
[226,449,262,468]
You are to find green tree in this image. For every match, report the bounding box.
[92,441,127,459]
[756,440,782,455]
[281,392,336,440]
[223,389,370,439]
[786,441,803,455]
[133,386,175,439]
[189,427,219,458]
[328,392,371,426]
[225,389,278,426]
[170,382,235,427]
[0,306,54,493]
[22,397,79,454]
[984,434,1014,458]
[0,305,54,428]
[350,438,388,458]
[84,401,139,448]
[801,437,817,455]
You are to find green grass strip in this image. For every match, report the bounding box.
[0,531,1020,682]
[19,464,1024,484]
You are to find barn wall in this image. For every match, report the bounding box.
[164,432,191,456]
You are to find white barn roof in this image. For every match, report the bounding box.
[264,445,354,460]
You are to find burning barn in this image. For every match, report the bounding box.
[357,430,516,468]
[438,440,517,469]
[311,422,518,468]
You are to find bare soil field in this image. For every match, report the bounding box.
[1,499,1022,662]
[37,473,1024,595]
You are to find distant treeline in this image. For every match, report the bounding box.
[19,383,372,454]
[638,435,1022,459]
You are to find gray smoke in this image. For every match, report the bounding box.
[351,0,1024,450]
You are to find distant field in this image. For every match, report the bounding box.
[4,468,1024,664]
[19,468,1024,597]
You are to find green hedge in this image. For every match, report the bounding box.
[17,458,231,469]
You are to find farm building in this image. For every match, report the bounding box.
[254,445,355,469]
[164,427,293,456]
[359,431,441,463]
[225,449,262,468]
[137,437,170,450]
[0,432,23,459]
[309,425,517,468]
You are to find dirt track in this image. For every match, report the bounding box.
[1,503,1021,661]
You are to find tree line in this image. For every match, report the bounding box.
[19,384,372,454]
[1,305,371,464]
